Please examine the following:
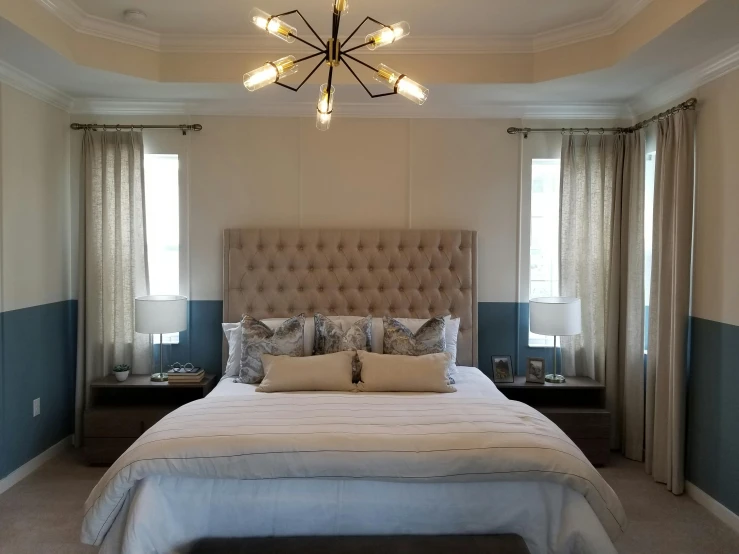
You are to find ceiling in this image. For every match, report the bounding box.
[72,0,625,38]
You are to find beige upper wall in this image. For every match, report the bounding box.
[691,67,739,326]
[0,83,72,312]
[70,114,522,304]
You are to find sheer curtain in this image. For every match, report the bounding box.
[74,130,151,445]
[559,132,646,461]
[645,109,696,493]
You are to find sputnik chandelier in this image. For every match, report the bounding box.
[243,0,428,130]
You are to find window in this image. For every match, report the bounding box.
[144,154,180,344]
[529,158,561,347]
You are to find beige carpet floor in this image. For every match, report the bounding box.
[0,449,737,553]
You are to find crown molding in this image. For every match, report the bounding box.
[0,59,74,112]
[629,43,739,116]
[71,97,630,120]
[35,0,652,55]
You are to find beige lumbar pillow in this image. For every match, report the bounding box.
[256,351,356,393]
[357,351,456,393]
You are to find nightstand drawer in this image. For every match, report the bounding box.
[539,408,610,439]
[85,408,173,438]
[85,438,138,465]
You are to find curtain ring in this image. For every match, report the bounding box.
[599,128,605,135]
[561,128,566,135]
[583,128,589,135]
[115,124,121,131]
[569,128,574,135]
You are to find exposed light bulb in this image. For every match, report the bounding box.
[333,0,349,14]
[249,8,296,43]
[366,21,410,50]
[374,63,428,105]
[243,56,298,92]
[316,84,335,131]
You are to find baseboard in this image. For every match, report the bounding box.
[686,481,739,535]
[0,435,72,496]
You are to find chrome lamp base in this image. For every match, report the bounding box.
[151,333,169,382]
[545,373,566,383]
[150,372,168,382]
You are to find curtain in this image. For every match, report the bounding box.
[560,132,646,461]
[645,110,696,493]
[74,130,150,445]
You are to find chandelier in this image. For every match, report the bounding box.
[243,0,428,130]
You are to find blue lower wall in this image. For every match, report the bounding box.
[0,300,77,479]
[686,316,739,515]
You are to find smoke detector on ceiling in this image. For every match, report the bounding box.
[123,9,147,24]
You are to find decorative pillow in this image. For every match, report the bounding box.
[394,316,460,379]
[239,314,305,384]
[222,323,241,377]
[314,314,372,382]
[357,351,456,393]
[383,316,446,357]
[256,351,356,393]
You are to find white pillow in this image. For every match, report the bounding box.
[256,351,356,392]
[357,351,456,393]
[222,322,241,377]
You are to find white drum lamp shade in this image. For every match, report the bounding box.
[135,295,188,334]
[530,297,582,337]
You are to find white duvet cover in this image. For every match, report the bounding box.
[83,367,626,554]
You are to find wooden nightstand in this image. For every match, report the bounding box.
[496,376,610,466]
[84,374,216,465]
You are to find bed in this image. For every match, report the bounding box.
[81,229,626,554]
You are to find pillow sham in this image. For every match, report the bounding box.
[314,314,372,382]
[357,351,456,393]
[383,316,446,357]
[395,316,461,377]
[222,323,241,377]
[256,351,355,393]
[239,314,305,384]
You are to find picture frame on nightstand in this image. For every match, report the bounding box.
[526,357,546,384]
[492,355,515,384]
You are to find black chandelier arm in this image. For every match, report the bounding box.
[289,33,325,53]
[341,52,378,73]
[343,16,391,44]
[274,56,328,92]
[273,9,325,46]
[342,40,374,54]
[326,64,335,107]
[342,57,397,99]
[294,51,327,64]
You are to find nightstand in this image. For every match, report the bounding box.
[84,374,216,465]
[496,376,610,466]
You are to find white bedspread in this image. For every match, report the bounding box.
[82,367,626,554]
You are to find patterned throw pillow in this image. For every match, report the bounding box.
[239,314,305,384]
[382,316,451,383]
[314,313,372,382]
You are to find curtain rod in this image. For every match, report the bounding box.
[507,98,697,138]
[70,123,203,136]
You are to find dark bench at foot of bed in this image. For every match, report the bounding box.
[185,535,530,553]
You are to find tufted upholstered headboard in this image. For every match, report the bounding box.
[223,229,477,367]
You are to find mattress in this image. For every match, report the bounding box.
[88,367,624,554]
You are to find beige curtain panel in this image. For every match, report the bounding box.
[74,130,151,445]
[645,109,696,494]
[559,132,646,461]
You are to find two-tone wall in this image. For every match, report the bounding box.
[686,67,739,516]
[71,114,580,377]
[0,83,75,479]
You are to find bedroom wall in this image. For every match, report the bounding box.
[0,83,75,479]
[70,115,532,376]
[685,66,739,516]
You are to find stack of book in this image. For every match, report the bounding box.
[167,368,205,384]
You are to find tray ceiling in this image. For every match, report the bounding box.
[68,0,640,41]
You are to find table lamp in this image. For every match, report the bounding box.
[135,295,188,382]
[529,297,582,383]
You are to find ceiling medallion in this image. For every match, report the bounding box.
[243,0,428,130]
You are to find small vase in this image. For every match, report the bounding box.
[114,370,130,382]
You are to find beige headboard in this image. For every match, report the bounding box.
[223,229,477,367]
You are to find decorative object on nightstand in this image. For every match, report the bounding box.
[84,374,215,464]
[492,356,514,384]
[529,297,582,383]
[135,295,188,382]
[525,357,546,384]
[113,364,130,382]
[168,363,205,384]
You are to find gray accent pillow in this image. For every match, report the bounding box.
[314,313,372,382]
[383,316,451,383]
[239,314,305,384]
